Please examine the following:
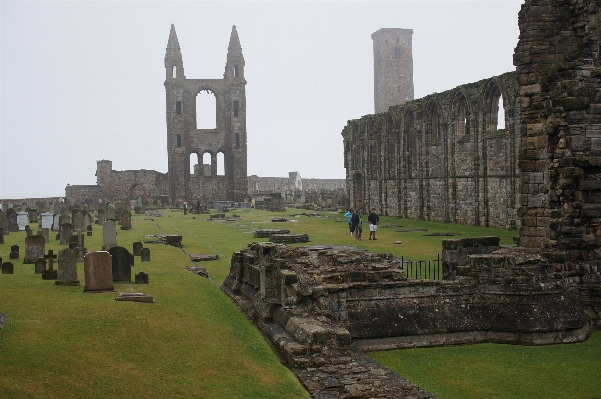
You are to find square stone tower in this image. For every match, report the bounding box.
[372,28,414,114]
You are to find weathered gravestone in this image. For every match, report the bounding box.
[34,257,46,274]
[87,225,92,236]
[72,210,84,231]
[141,248,151,262]
[106,208,116,220]
[6,209,18,232]
[135,271,149,284]
[17,212,28,231]
[56,248,79,286]
[28,209,38,223]
[52,214,60,231]
[103,221,117,251]
[25,225,33,237]
[60,223,73,245]
[0,212,7,235]
[24,236,45,264]
[97,209,105,225]
[59,214,71,225]
[108,246,131,283]
[83,251,114,293]
[69,232,87,262]
[42,250,58,280]
[10,245,19,259]
[120,211,132,230]
[0,228,3,244]
[133,242,143,256]
[37,228,50,243]
[82,212,93,229]
[41,212,54,229]
[2,262,14,274]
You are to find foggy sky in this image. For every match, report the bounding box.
[0,0,523,199]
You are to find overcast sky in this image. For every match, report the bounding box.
[0,0,523,199]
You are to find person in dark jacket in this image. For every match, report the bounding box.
[368,208,379,240]
[353,209,363,241]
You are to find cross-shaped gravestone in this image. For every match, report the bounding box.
[42,250,58,280]
[44,250,57,270]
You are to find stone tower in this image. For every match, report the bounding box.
[164,24,248,205]
[372,28,414,114]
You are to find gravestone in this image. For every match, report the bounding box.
[133,242,143,256]
[106,208,116,220]
[52,214,60,231]
[17,212,28,230]
[2,262,14,274]
[60,223,73,245]
[108,246,132,283]
[135,271,149,284]
[69,232,87,262]
[7,209,18,232]
[120,211,132,230]
[72,210,84,231]
[35,257,46,274]
[42,250,58,279]
[37,228,50,243]
[60,214,71,225]
[97,209,105,225]
[56,248,79,286]
[41,212,54,229]
[10,245,19,259]
[83,251,114,292]
[87,225,92,236]
[82,212,93,229]
[130,254,134,267]
[24,236,45,264]
[28,209,38,223]
[0,212,7,235]
[0,228,3,244]
[25,225,33,236]
[141,248,151,262]
[103,221,117,251]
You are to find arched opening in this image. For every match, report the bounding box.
[217,152,225,176]
[172,65,177,78]
[425,100,439,143]
[202,152,212,176]
[497,94,505,129]
[189,153,199,176]
[452,91,469,140]
[196,90,217,129]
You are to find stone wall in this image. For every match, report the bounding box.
[248,175,346,194]
[65,160,168,205]
[342,72,520,229]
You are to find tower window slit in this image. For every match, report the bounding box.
[233,100,239,117]
[234,65,239,77]
[176,101,182,115]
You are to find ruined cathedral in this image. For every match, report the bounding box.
[65,25,248,205]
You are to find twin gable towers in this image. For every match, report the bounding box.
[164,25,248,204]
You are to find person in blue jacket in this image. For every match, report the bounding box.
[344,208,354,235]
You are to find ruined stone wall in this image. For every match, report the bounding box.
[64,161,168,205]
[342,72,520,228]
[514,0,601,250]
[248,175,346,194]
[223,241,600,349]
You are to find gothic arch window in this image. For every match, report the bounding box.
[172,65,177,78]
[196,90,217,129]
[201,152,212,176]
[452,91,469,141]
[484,81,506,133]
[189,153,199,176]
[425,101,439,143]
[217,152,225,176]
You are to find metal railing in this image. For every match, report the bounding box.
[400,254,442,280]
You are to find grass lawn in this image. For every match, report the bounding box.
[0,208,595,398]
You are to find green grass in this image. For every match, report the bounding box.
[0,208,593,398]
[368,332,601,399]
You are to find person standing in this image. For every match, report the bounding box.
[354,209,363,241]
[183,201,188,215]
[368,208,379,240]
[344,208,354,236]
